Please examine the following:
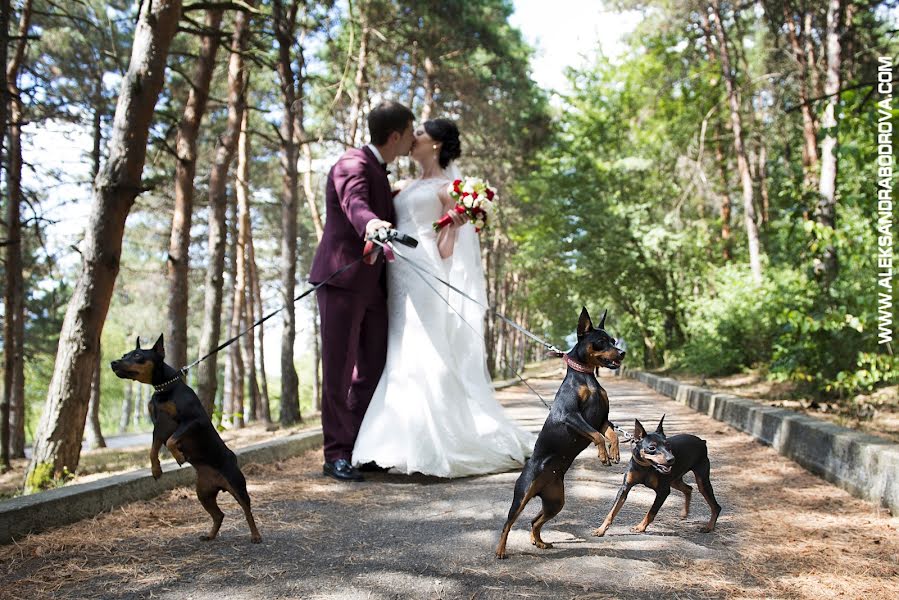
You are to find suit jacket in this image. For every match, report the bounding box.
[309,146,395,291]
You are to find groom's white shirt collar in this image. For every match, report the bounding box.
[365,143,386,165]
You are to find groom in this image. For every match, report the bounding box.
[310,101,415,482]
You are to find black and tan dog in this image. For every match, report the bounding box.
[110,335,261,543]
[592,416,721,537]
[495,307,625,559]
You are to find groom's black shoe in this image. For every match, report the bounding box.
[323,458,364,482]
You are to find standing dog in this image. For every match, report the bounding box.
[110,334,261,543]
[592,416,721,537]
[495,307,625,559]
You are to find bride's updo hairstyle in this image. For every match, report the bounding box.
[424,119,462,169]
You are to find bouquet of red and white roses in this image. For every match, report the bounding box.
[432,177,497,233]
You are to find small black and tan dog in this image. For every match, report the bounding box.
[495,307,625,559]
[110,335,261,543]
[592,416,721,537]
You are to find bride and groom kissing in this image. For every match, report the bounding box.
[310,100,535,482]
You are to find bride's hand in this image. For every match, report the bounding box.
[445,208,468,227]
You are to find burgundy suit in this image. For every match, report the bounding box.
[310,146,395,462]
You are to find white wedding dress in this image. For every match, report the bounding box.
[352,176,535,477]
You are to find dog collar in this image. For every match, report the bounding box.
[153,373,184,393]
[563,353,595,374]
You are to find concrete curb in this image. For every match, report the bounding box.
[0,428,323,544]
[618,368,899,515]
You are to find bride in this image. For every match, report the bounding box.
[352,118,535,477]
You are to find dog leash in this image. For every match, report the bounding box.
[371,239,566,408]
[156,244,387,390]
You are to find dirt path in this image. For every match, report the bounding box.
[1,375,896,599]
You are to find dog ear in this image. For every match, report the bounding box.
[598,308,608,330]
[577,306,594,339]
[633,419,646,441]
[135,336,141,350]
[656,414,666,436]
[151,334,165,358]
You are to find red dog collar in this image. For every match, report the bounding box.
[563,353,595,374]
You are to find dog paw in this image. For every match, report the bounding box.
[700,525,715,533]
[533,541,553,550]
[631,525,647,533]
[151,465,162,480]
[591,527,607,537]
[251,534,262,544]
[494,551,508,560]
[200,534,216,542]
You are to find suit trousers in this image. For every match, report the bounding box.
[317,284,388,462]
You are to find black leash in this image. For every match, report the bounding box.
[161,244,384,387]
[372,239,563,408]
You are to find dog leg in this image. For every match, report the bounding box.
[593,480,633,537]
[633,485,670,533]
[600,421,620,464]
[693,459,721,533]
[196,470,225,541]
[530,480,564,550]
[496,470,542,559]
[165,436,187,466]
[670,477,693,519]
[224,469,262,543]
[150,435,164,479]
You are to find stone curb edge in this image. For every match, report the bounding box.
[617,367,898,515]
[0,428,324,544]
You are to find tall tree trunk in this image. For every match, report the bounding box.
[783,3,819,186]
[196,4,252,414]
[804,10,821,97]
[815,0,842,283]
[714,124,732,261]
[166,9,223,370]
[421,55,435,122]
[237,109,259,422]
[119,379,133,434]
[347,4,369,146]
[84,71,108,452]
[709,1,763,283]
[5,0,33,461]
[274,0,301,426]
[222,189,238,427]
[85,347,106,449]
[24,0,182,493]
[0,0,11,471]
[228,111,252,429]
[247,233,271,422]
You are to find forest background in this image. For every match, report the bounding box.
[0,0,896,493]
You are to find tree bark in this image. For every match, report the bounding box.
[248,232,271,422]
[783,3,819,185]
[5,0,33,462]
[804,10,821,97]
[85,347,106,449]
[222,187,238,428]
[228,109,252,429]
[119,379,133,434]
[274,0,301,426]
[714,124,732,261]
[347,3,369,147]
[421,55,435,122]
[815,0,842,283]
[24,0,182,493]
[196,4,252,414]
[0,0,9,471]
[166,8,223,370]
[709,1,763,283]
